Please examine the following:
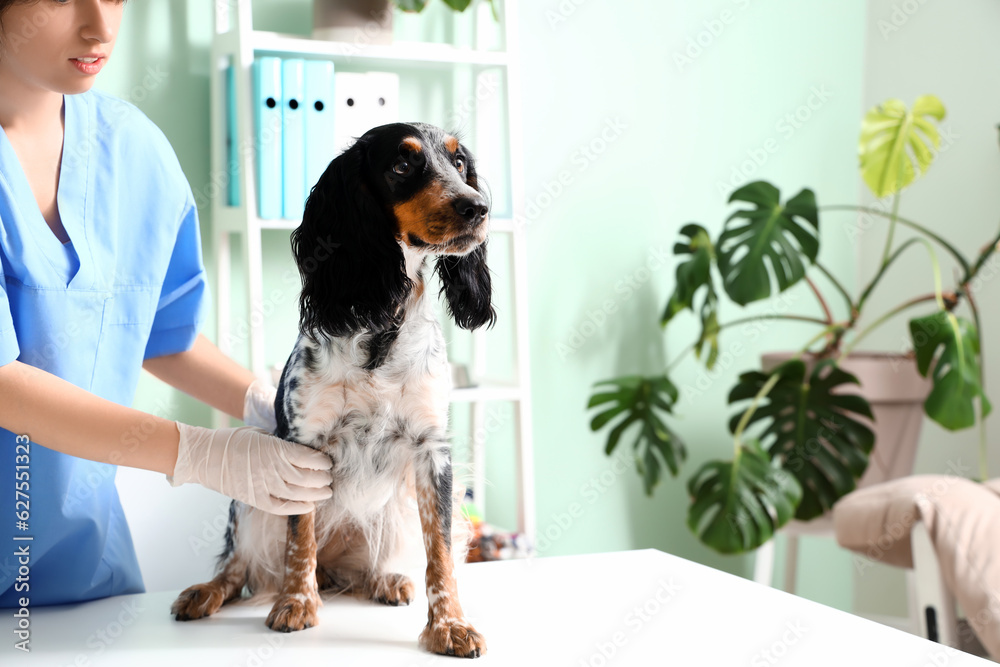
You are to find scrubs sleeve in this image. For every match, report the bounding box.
[0,262,18,366]
[144,200,209,360]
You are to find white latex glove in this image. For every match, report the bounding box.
[169,423,333,515]
[243,378,278,433]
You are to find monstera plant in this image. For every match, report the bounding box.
[588,95,1000,554]
[396,0,496,14]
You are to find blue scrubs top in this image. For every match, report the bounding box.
[0,89,208,606]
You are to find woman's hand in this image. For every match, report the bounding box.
[243,378,278,433]
[169,423,333,515]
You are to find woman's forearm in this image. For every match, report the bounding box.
[0,360,180,475]
[142,334,256,420]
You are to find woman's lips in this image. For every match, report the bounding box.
[70,57,105,75]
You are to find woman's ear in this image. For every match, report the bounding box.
[435,243,496,331]
[291,142,410,338]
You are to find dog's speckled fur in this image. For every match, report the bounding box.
[171,124,492,658]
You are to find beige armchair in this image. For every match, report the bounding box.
[833,475,1000,659]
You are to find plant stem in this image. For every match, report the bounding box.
[855,238,922,315]
[663,314,831,377]
[664,314,830,375]
[839,239,946,360]
[924,239,947,311]
[822,205,971,277]
[806,276,834,324]
[965,289,989,481]
[719,314,832,331]
[837,294,936,361]
[879,193,902,267]
[665,343,695,375]
[731,372,783,454]
[813,262,854,314]
[967,223,1000,284]
[979,415,988,482]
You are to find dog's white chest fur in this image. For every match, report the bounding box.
[281,295,451,523]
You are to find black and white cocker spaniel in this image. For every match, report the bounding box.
[172,123,493,658]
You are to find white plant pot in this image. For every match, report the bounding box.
[313,0,394,45]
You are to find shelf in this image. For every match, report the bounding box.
[489,217,516,232]
[211,0,535,544]
[256,216,300,231]
[248,31,510,69]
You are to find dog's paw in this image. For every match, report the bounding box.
[266,593,320,632]
[171,584,226,621]
[316,567,343,592]
[368,573,415,607]
[419,617,486,658]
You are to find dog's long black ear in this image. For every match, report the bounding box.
[436,244,496,331]
[292,143,410,338]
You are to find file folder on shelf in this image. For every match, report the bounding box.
[332,71,400,155]
[253,57,282,220]
[225,64,240,207]
[332,71,369,155]
[366,71,400,130]
[304,60,335,195]
[281,58,306,221]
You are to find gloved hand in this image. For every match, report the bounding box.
[169,423,332,515]
[243,378,278,433]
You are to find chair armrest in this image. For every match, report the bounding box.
[910,520,958,647]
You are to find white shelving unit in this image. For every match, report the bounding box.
[209,0,535,545]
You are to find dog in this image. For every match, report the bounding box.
[171,123,493,658]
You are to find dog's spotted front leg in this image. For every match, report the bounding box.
[171,552,247,621]
[416,448,486,658]
[266,512,321,632]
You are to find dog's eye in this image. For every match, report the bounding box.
[392,158,413,176]
[455,157,466,173]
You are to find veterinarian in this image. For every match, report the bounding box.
[0,0,333,607]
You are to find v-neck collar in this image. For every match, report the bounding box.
[0,92,93,289]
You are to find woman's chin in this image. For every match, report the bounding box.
[56,74,100,96]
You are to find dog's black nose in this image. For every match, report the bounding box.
[454,197,488,226]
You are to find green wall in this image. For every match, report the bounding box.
[517,0,865,613]
[850,0,1000,620]
[100,0,877,609]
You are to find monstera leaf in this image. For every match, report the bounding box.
[662,224,715,324]
[588,375,687,494]
[661,224,721,368]
[395,0,429,10]
[398,0,488,11]
[694,290,720,369]
[687,440,802,554]
[717,182,819,307]
[910,311,991,431]
[727,360,874,521]
[859,95,946,198]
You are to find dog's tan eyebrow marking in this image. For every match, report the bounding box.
[402,137,423,153]
[444,135,459,153]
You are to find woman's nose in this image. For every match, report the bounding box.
[78,0,115,44]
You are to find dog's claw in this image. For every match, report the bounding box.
[420,617,487,658]
[171,584,226,621]
[368,573,414,607]
[266,593,320,632]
